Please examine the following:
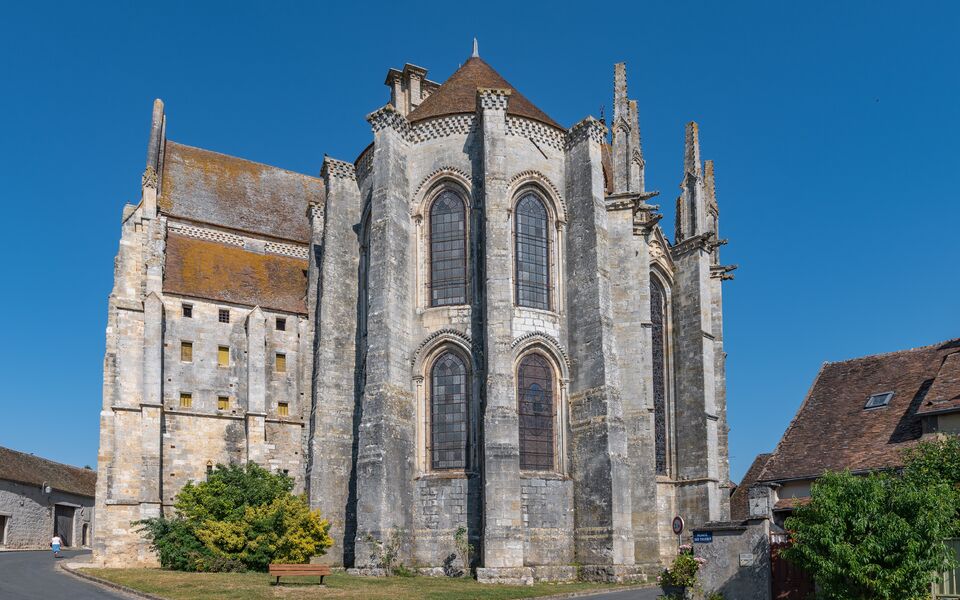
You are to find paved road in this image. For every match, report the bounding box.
[0,550,129,600]
[0,548,665,599]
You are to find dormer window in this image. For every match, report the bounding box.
[865,391,894,409]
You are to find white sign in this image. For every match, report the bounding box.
[739,553,755,567]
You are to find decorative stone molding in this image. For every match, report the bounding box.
[566,116,607,148]
[141,166,158,189]
[354,145,374,181]
[412,167,472,212]
[649,239,666,262]
[321,157,357,181]
[507,170,567,221]
[167,222,244,247]
[409,114,476,143]
[511,331,571,369]
[506,116,566,152]
[476,87,511,111]
[366,104,411,136]
[264,241,309,260]
[710,263,738,281]
[671,231,714,257]
[411,328,472,369]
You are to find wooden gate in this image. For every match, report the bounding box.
[54,505,74,547]
[933,538,960,599]
[770,533,816,600]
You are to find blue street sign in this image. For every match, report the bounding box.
[693,532,713,544]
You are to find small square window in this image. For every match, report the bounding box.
[182,304,192,318]
[218,346,229,368]
[865,391,894,409]
[278,402,290,417]
[276,317,286,331]
[180,342,193,363]
[217,396,229,411]
[276,353,286,373]
[179,393,192,409]
[218,309,230,323]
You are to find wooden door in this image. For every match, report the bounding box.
[770,537,815,600]
[54,505,74,547]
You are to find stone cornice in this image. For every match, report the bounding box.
[321,157,357,181]
[671,231,714,258]
[476,88,511,112]
[366,104,411,135]
[566,116,607,149]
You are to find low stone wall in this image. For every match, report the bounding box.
[693,519,771,600]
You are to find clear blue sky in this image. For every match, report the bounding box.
[1,1,957,483]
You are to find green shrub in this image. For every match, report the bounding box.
[657,546,704,588]
[137,463,332,572]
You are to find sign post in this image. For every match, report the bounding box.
[672,515,685,553]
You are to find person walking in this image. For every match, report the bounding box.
[50,534,62,558]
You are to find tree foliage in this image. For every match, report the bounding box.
[137,463,332,572]
[783,441,960,600]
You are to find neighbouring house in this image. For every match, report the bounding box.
[751,337,960,525]
[0,446,96,549]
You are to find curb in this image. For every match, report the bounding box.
[58,562,167,600]
[58,563,660,600]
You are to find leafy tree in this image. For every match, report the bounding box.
[903,436,960,493]
[138,463,331,572]
[783,470,958,600]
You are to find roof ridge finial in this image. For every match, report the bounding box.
[472,38,479,58]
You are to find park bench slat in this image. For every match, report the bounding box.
[269,563,331,585]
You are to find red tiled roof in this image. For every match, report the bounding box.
[917,352,960,415]
[407,57,562,129]
[759,338,960,483]
[164,233,308,314]
[159,142,322,244]
[774,496,811,511]
[0,446,96,498]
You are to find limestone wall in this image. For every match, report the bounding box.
[0,481,94,549]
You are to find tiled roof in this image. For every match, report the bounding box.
[759,338,960,483]
[774,496,811,511]
[0,446,96,498]
[917,352,960,415]
[164,233,308,314]
[159,141,322,244]
[729,453,772,521]
[407,57,562,129]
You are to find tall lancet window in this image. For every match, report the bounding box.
[651,277,669,475]
[515,194,550,310]
[430,191,467,306]
[518,353,555,471]
[430,352,468,470]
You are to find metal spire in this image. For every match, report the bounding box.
[472,38,479,58]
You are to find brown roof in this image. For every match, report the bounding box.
[159,141,322,243]
[729,453,772,521]
[0,447,96,498]
[163,233,308,314]
[407,57,562,129]
[917,352,960,415]
[774,496,811,511]
[760,338,960,483]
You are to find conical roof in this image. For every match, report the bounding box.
[407,57,562,129]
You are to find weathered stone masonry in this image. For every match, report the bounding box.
[95,49,735,582]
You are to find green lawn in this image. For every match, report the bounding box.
[80,569,645,600]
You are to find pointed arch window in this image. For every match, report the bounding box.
[515,194,550,310]
[651,277,669,475]
[518,353,555,470]
[429,191,467,307]
[430,351,469,470]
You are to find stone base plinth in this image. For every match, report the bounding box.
[578,564,649,583]
[531,565,578,582]
[345,567,390,577]
[476,566,534,585]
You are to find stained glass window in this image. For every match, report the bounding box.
[515,194,550,310]
[431,352,468,470]
[518,353,554,470]
[651,278,668,475]
[430,191,467,306]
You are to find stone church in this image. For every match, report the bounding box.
[95,46,735,583]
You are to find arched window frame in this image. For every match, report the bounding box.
[512,189,560,312]
[427,349,470,471]
[427,188,469,308]
[650,269,677,477]
[414,340,476,475]
[515,347,567,474]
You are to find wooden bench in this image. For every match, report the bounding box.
[268,563,331,585]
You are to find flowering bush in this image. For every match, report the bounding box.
[657,546,706,588]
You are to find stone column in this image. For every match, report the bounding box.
[139,292,164,520]
[564,117,636,580]
[474,88,530,585]
[307,158,361,566]
[353,106,416,568]
[246,306,267,465]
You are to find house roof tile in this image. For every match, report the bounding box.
[0,446,96,498]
